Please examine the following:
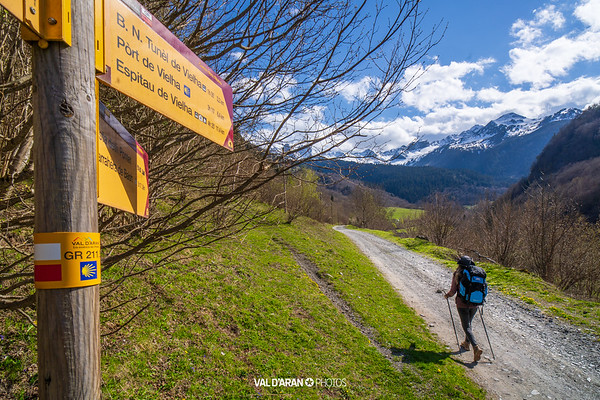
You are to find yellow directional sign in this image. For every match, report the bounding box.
[97,101,149,217]
[97,0,234,150]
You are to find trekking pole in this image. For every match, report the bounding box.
[479,306,496,359]
[444,292,460,349]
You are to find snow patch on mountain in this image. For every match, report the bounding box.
[384,108,582,165]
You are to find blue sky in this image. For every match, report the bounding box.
[354,0,600,149]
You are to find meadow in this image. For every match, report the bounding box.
[1,212,484,399]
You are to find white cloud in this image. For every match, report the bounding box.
[574,0,600,31]
[336,76,380,102]
[401,59,494,112]
[536,6,566,29]
[477,76,600,114]
[361,117,420,145]
[230,51,244,60]
[510,21,543,45]
[505,1,600,88]
[510,5,565,45]
[372,75,600,150]
[504,33,600,88]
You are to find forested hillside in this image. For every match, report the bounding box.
[506,105,600,221]
[315,161,509,204]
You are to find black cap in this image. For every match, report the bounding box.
[458,256,474,266]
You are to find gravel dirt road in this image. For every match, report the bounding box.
[335,226,600,400]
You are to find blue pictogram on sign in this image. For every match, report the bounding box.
[80,261,98,280]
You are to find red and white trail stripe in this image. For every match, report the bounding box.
[34,243,62,282]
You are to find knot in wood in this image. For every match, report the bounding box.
[60,101,75,118]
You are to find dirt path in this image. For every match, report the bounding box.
[334,226,600,400]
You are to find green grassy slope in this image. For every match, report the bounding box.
[1,214,485,399]
[386,207,423,222]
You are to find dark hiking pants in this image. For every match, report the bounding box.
[457,306,478,347]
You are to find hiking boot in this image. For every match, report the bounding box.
[460,340,470,351]
[473,345,483,362]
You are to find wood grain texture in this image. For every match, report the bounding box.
[32,0,100,397]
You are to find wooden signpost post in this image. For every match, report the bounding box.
[30,0,101,397]
[1,0,234,397]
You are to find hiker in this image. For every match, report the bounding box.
[444,256,483,362]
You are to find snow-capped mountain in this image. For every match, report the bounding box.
[379,108,582,179]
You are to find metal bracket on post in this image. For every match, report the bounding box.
[94,0,104,73]
[18,0,72,46]
[23,0,41,35]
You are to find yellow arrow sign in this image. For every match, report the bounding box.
[97,101,149,217]
[97,0,234,150]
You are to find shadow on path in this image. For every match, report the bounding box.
[392,345,483,369]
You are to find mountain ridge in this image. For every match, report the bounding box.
[350,108,582,180]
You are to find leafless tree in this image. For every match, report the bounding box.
[552,218,600,296]
[470,199,521,268]
[416,193,463,247]
[259,167,323,222]
[1,0,442,314]
[519,186,578,280]
[350,185,393,230]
